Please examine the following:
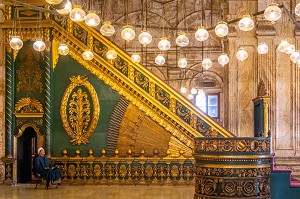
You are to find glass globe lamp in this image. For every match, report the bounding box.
[70,5,86,22]
[264,3,282,23]
[296,3,300,17]
[195,27,209,42]
[45,0,63,4]
[187,94,194,100]
[158,38,171,51]
[56,0,72,15]
[121,26,135,41]
[202,58,213,69]
[290,51,300,63]
[176,32,189,47]
[155,55,165,65]
[285,44,295,54]
[278,40,289,53]
[198,89,205,96]
[138,30,152,46]
[10,36,23,50]
[215,21,228,37]
[58,44,69,55]
[178,57,187,68]
[85,11,100,27]
[236,49,248,61]
[180,87,187,94]
[218,54,229,67]
[257,43,268,54]
[33,40,46,52]
[106,49,117,59]
[100,21,115,37]
[82,50,94,60]
[191,88,197,95]
[131,53,141,63]
[238,15,254,31]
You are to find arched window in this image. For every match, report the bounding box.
[189,71,223,124]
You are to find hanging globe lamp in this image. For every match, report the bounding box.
[264,3,282,23]
[195,26,209,42]
[85,11,100,27]
[58,44,69,55]
[33,40,46,52]
[10,36,23,50]
[158,38,171,51]
[155,54,165,65]
[238,15,254,31]
[278,40,289,53]
[257,43,268,54]
[290,51,300,63]
[121,25,135,41]
[106,49,117,60]
[236,48,248,61]
[69,5,86,22]
[191,88,197,95]
[178,57,187,68]
[202,58,213,69]
[176,32,189,47]
[218,54,229,67]
[131,53,141,63]
[215,21,228,37]
[180,87,187,94]
[100,21,115,37]
[56,0,72,15]
[82,50,94,60]
[138,30,152,46]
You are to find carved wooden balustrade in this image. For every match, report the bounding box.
[193,137,272,199]
[50,149,194,186]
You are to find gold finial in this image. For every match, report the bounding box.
[115,149,119,156]
[75,149,80,157]
[63,149,67,157]
[89,149,93,156]
[127,149,132,155]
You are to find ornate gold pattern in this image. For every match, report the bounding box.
[176,102,191,123]
[134,71,149,91]
[14,97,44,118]
[194,137,272,198]
[60,75,100,145]
[51,148,194,186]
[93,39,108,57]
[155,86,170,106]
[194,138,270,153]
[114,57,128,76]
[16,47,43,93]
[73,23,87,45]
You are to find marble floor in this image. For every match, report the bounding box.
[0,184,195,199]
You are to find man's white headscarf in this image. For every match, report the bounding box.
[37,147,44,154]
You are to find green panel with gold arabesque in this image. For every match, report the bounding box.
[51,55,120,157]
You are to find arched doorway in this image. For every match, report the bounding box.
[17,127,37,183]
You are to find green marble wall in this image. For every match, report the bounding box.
[52,55,120,157]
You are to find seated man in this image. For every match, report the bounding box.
[36,147,62,187]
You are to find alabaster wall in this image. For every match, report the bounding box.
[225,0,300,163]
[0,28,5,183]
